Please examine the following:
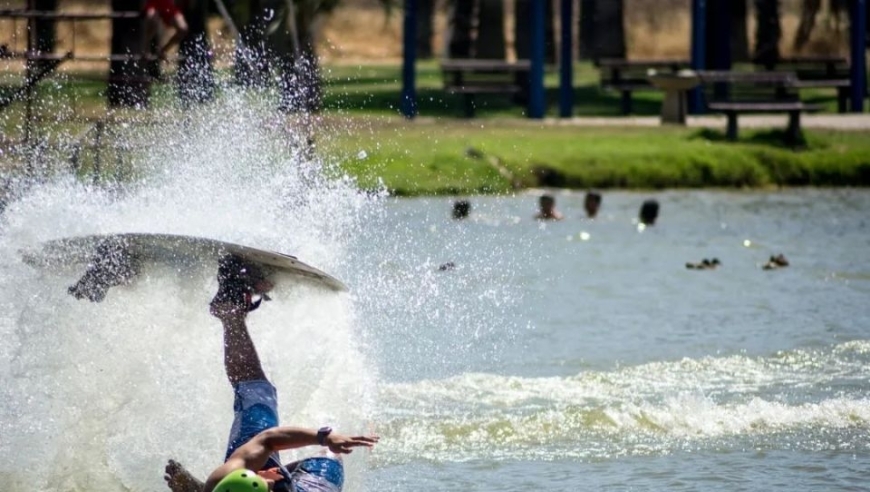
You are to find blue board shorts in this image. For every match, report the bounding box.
[224,379,344,492]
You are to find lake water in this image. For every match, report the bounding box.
[0,99,867,491]
[361,190,870,492]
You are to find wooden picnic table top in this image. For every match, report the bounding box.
[756,55,848,65]
[708,101,821,112]
[0,9,141,20]
[697,70,798,84]
[598,58,691,69]
[0,51,155,62]
[440,59,532,72]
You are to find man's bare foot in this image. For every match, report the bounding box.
[164,459,203,492]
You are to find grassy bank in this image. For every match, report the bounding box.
[2,67,869,196]
[322,119,870,196]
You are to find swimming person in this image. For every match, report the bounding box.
[164,258,378,492]
[639,199,660,225]
[583,191,602,218]
[452,200,471,220]
[534,194,564,221]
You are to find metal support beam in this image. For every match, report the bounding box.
[401,0,418,118]
[558,0,573,117]
[850,0,867,112]
[528,0,546,118]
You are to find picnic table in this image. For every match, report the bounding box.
[440,59,532,117]
[597,58,691,114]
[755,56,851,113]
[697,70,821,143]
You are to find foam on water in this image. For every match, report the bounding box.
[0,94,380,491]
[376,341,870,463]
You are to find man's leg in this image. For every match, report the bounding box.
[159,12,189,58]
[210,302,267,385]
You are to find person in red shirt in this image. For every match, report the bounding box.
[145,0,189,60]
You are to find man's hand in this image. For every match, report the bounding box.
[325,433,380,454]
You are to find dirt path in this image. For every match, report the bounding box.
[541,114,870,130]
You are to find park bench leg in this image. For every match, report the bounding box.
[786,111,801,144]
[620,91,632,115]
[463,94,476,118]
[837,88,847,113]
[725,112,738,141]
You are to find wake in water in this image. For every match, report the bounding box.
[377,341,870,463]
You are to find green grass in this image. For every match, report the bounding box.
[322,120,870,195]
[2,62,868,195]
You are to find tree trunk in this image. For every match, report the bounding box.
[793,0,821,52]
[446,0,474,58]
[234,0,270,87]
[107,0,149,108]
[753,0,781,66]
[731,0,750,62]
[177,0,216,108]
[475,0,505,59]
[577,0,624,61]
[29,0,57,75]
[514,0,555,62]
[695,2,751,69]
[416,0,435,59]
[277,0,322,113]
[592,0,625,59]
[578,0,596,60]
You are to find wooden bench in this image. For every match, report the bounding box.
[440,59,531,117]
[754,56,851,113]
[597,58,691,115]
[698,70,821,143]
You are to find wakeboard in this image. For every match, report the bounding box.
[20,233,347,302]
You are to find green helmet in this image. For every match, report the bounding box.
[214,469,269,491]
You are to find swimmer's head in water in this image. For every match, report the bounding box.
[452,200,471,219]
[214,469,269,491]
[539,194,556,210]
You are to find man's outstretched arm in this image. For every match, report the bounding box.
[202,427,379,492]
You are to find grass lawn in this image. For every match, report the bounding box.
[1,62,867,195]
[322,118,870,195]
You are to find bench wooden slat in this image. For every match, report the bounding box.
[598,59,691,114]
[708,102,820,112]
[698,70,797,85]
[788,79,851,89]
[598,58,690,69]
[446,85,522,95]
[440,59,529,117]
[440,59,531,73]
[601,81,655,91]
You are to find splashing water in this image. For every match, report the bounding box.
[0,78,526,489]
[0,92,371,490]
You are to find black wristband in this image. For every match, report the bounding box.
[317,426,332,446]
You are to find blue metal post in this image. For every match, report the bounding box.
[400,0,418,118]
[850,0,867,112]
[558,0,573,117]
[689,0,706,114]
[528,0,546,118]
